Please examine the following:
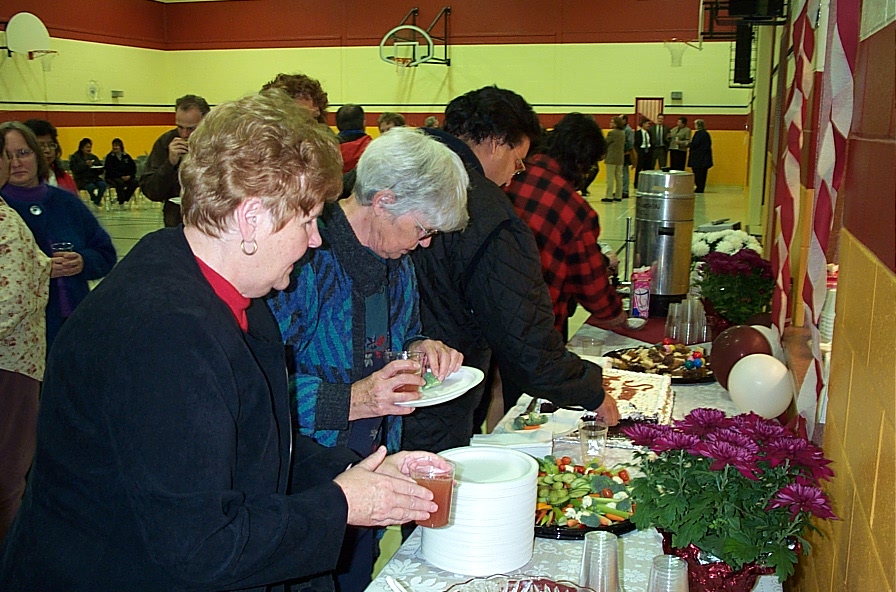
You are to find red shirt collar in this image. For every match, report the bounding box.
[195,256,250,332]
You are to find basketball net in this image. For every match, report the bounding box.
[394,56,412,76]
[28,49,58,72]
[664,41,687,67]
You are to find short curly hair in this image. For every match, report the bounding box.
[261,73,329,124]
[179,90,342,237]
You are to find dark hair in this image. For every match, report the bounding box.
[24,118,57,140]
[112,138,124,150]
[78,138,93,151]
[261,73,328,124]
[175,94,211,116]
[336,104,365,131]
[539,113,605,188]
[640,117,651,126]
[443,86,541,149]
[678,117,688,125]
[621,115,629,123]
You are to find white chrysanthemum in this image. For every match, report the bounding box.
[692,241,710,257]
[717,239,737,254]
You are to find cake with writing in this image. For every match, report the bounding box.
[601,367,673,425]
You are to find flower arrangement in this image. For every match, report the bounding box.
[692,229,762,260]
[694,249,774,326]
[624,409,836,582]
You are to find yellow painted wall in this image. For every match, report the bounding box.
[787,230,896,592]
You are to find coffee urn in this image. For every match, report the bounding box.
[633,170,695,317]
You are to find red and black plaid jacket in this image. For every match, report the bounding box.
[505,154,623,332]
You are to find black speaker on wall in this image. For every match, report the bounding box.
[729,0,785,18]
[733,23,754,85]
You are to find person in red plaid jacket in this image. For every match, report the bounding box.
[505,113,626,341]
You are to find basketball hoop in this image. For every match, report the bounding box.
[28,49,58,72]
[664,40,688,67]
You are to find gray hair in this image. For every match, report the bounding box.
[694,119,706,131]
[353,127,469,232]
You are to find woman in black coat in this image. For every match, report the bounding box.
[688,119,713,193]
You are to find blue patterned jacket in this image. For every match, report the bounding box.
[267,202,425,451]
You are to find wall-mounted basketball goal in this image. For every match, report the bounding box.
[379,7,451,69]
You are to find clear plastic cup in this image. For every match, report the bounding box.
[408,459,455,528]
[646,554,689,592]
[580,531,620,592]
[384,350,424,392]
[579,419,609,464]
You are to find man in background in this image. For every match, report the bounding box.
[651,112,669,169]
[377,112,406,134]
[634,117,653,186]
[336,104,372,174]
[404,86,619,457]
[139,94,210,227]
[621,114,634,198]
[261,72,329,124]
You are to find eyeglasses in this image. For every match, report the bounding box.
[410,213,440,242]
[514,157,526,175]
[39,142,58,151]
[6,148,35,160]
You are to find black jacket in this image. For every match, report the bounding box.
[0,228,358,591]
[104,150,137,180]
[687,130,714,169]
[402,129,605,453]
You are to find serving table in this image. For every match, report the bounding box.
[365,326,783,592]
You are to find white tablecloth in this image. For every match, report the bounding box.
[365,326,782,592]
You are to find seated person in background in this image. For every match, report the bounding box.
[423,115,439,128]
[336,104,372,173]
[23,119,77,195]
[377,111,405,134]
[140,94,210,227]
[403,86,620,456]
[267,126,468,592]
[0,122,116,351]
[0,90,449,591]
[103,138,138,207]
[69,137,107,206]
[505,112,625,344]
[262,72,330,124]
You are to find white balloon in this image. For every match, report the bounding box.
[727,354,793,418]
[751,324,786,363]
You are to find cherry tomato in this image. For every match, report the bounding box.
[561,456,572,465]
[600,488,614,498]
[574,465,585,474]
[617,469,630,483]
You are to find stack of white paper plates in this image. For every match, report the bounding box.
[421,446,537,576]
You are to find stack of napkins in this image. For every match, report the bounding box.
[469,430,553,458]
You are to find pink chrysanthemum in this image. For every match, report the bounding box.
[768,482,837,520]
[675,408,733,436]
[693,439,759,480]
[621,423,670,447]
[652,431,702,453]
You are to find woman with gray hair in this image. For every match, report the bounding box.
[0,92,453,591]
[688,119,713,193]
[267,125,469,591]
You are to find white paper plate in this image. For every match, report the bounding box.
[441,446,538,485]
[394,366,485,407]
[506,409,583,436]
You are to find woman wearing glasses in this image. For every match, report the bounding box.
[266,126,468,592]
[23,119,78,195]
[0,122,116,350]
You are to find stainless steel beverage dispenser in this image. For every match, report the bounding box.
[632,170,695,317]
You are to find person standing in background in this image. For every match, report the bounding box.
[601,116,626,202]
[621,115,634,198]
[336,105,373,173]
[377,112,406,134]
[104,138,138,209]
[634,117,652,186]
[423,116,439,128]
[261,72,330,124]
[651,112,669,169]
[668,116,691,171]
[688,119,714,193]
[69,138,107,207]
[140,94,210,227]
[23,119,77,195]
[0,139,52,545]
[0,122,116,351]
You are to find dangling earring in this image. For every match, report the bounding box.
[240,239,258,256]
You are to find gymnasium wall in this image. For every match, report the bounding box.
[1,1,752,185]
